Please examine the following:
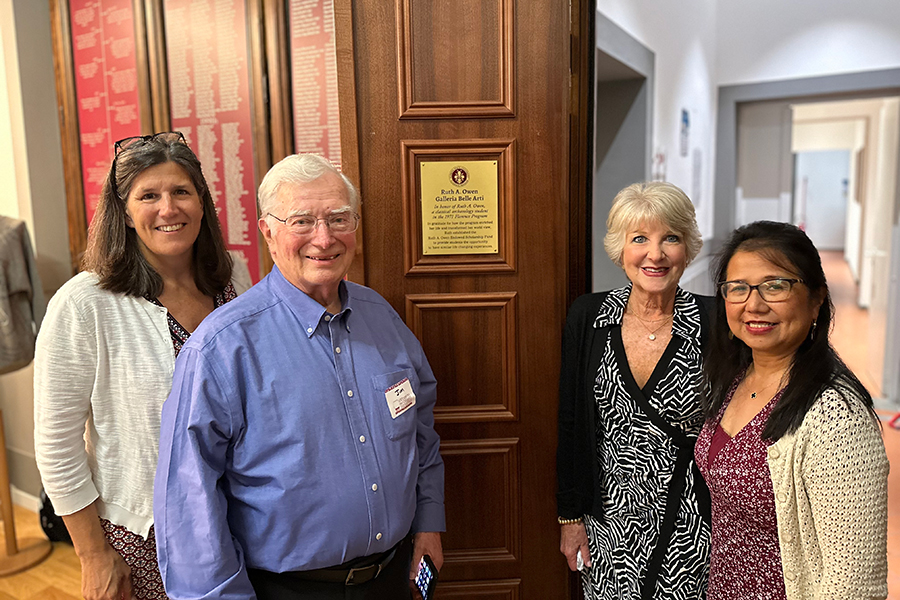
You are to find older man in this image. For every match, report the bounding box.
[154,154,445,599]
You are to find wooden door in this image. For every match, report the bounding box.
[342,1,591,598]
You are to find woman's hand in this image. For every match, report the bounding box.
[78,544,133,600]
[62,502,134,600]
[559,521,592,572]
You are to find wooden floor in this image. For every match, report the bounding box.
[0,251,896,599]
[822,250,900,600]
[0,504,81,599]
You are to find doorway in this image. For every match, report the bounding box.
[591,12,654,291]
[717,71,900,405]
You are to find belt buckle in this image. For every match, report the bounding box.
[344,563,381,586]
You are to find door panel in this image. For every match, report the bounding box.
[345,1,582,597]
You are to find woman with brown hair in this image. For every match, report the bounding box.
[34,132,251,600]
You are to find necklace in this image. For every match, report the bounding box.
[746,372,787,399]
[627,311,673,341]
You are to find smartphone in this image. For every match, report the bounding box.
[414,554,438,600]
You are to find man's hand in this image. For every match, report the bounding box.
[560,521,591,572]
[408,531,443,598]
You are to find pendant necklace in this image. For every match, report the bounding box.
[628,311,673,341]
[747,372,786,399]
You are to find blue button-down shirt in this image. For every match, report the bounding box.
[154,267,445,599]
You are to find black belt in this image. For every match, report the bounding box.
[286,545,400,586]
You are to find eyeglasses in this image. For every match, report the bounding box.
[111,132,188,199]
[718,278,804,303]
[114,131,186,155]
[267,212,360,234]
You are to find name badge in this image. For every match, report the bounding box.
[385,378,416,419]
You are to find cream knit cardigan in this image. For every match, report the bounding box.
[34,261,251,539]
[766,386,889,600]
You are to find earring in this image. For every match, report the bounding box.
[728,330,734,340]
[809,321,817,340]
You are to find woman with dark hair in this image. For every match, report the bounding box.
[34,132,251,600]
[696,220,888,599]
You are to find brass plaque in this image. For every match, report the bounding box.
[420,160,499,255]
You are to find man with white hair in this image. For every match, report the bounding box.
[154,154,445,599]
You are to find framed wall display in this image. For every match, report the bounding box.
[266,0,364,283]
[401,139,516,275]
[287,0,342,164]
[158,0,264,281]
[51,0,152,270]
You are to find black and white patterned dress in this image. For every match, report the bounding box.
[581,285,710,600]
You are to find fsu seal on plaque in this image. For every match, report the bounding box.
[450,167,469,186]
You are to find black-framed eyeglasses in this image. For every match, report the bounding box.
[718,278,804,303]
[111,132,188,199]
[114,131,186,155]
[266,212,360,235]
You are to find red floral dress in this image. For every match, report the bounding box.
[695,379,787,600]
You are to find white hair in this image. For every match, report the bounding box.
[257,154,359,215]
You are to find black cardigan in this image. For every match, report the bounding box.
[555,291,713,519]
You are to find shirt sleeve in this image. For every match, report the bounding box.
[400,320,445,534]
[154,346,256,600]
[802,396,889,598]
[33,285,100,515]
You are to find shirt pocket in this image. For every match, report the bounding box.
[372,369,418,441]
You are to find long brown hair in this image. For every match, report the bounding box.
[82,134,232,298]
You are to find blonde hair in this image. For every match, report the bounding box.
[603,181,702,267]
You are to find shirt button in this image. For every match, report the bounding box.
[347,390,353,397]
[776,492,788,503]
[785,570,796,581]
[359,435,366,443]
[306,327,313,334]
[767,447,781,459]
[324,315,331,322]
[335,347,341,354]
[371,483,378,491]
[376,533,382,540]
[782,532,793,543]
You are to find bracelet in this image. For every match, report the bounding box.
[557,516,583,525]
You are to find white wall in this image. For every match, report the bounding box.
[717,0,900,86]
[0,0,71,500]
[792,114,866,279]
[597,0,719,240]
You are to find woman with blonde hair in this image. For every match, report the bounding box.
[557,182,712,599]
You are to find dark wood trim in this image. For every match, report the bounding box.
[567,0,594,307]
[263,0,291,163]
[49,0,87,273]
[248,0,271,179]
[132,0,155,132]
[143,0,169,131]
[566,2,594,596]
[333,0,365,284]
[249,0,274,277]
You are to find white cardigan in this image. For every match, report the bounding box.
[34,262,251,539]
[766,386,889,600]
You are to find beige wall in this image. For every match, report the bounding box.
[0,0,71,500]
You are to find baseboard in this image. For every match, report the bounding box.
[10,485,41,513]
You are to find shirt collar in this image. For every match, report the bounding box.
[268,266,353,337]
[592,284,701,346]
